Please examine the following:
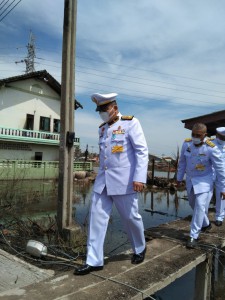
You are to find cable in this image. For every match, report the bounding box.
[0,0,5,7]
[0,0,22,23]
[0,0,10,11]
[75,64,225,94]
[75,82,225,106]
[35,57,225,95]
[37,48,225,86]
[76,55,225,86]
[35,57,225,99]
[0,0,17,18]
[75,69,225,99]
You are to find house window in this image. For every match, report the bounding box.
[53,119,60,133]
[35,152,43,161]
[40,116,50,131]
[25,114,34,130]
[30,84,43,94]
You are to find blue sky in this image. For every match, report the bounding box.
[1,0,225,156]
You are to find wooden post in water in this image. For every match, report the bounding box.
[194,253,212,300]
[167,161,171,182]
[151,158,155,182]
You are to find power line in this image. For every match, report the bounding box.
[0,0,10,11]
[75,79,225,105]
[0,0,22,23]
[2,48,225,89]
[37,53,225,87]
[1,50,225,106]
[33,59,225,97]
[75,64,225,94]
[75,69,225,99]
[76,55,225,86]
[0,0,17,17]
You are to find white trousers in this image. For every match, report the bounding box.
[188,188,212,239]
[215,185,225,221]
[86,188,146,266]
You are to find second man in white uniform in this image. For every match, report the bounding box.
[177,123,225,248]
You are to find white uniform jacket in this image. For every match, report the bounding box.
[177,138,225,194]
[93,113,148,195]
[211,138,225,187]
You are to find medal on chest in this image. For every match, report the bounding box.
[111,125,125,153]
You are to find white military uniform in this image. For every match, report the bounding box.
[86,110,148,267]
[211,137,225,222]
[177,138,225,239]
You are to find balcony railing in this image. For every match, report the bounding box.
[0,126,80,145]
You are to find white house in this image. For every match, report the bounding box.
[0,70,81,161]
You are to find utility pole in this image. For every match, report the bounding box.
[57,0,78,240]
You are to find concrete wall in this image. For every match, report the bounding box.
[0,141,59,160]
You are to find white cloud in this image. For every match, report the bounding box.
[1,0,225,155]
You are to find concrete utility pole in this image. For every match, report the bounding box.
[57,0,78,239]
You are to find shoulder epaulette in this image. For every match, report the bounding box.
[185,138,192,142]
[205,139,215,148]
[99,122,106,128]
[121,115,134,121]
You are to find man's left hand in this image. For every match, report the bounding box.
[221,192,225,200]
[133,181,145,192]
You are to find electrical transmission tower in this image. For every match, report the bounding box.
[15,31,36,73]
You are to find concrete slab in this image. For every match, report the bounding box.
[0,249,54,295]
[0,212,224,300]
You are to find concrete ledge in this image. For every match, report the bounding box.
[1,213,224,300]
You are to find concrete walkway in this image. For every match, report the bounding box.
[0,213,224,300]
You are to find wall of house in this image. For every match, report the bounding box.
[0,78,60,131]
[0,141,59,161]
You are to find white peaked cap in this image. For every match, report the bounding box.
[216,127,225,136]
[91,93,118,111]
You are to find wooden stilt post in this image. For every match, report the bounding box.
[194,253,212,300]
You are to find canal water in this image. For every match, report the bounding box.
[0,176,224,300]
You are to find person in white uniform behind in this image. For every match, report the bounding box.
[177,123,225,249]
[212,127,225,226]
[74,93,148,275]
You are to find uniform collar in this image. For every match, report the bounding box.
[108,116,119,126]
[107,112,121,127]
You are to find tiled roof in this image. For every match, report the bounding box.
[0,70,61,94]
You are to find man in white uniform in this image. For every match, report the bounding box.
[74,93,148,275]
[212,127,225,226]
[177,123,225,248]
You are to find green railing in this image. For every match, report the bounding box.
[0,126,80,145]
[0,160,93,180]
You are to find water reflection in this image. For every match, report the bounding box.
[72,184,192,255]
